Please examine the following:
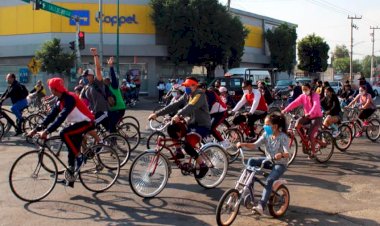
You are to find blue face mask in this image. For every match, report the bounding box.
[185,87,192,95]
[263,125,273,137]
[82,77,89,85]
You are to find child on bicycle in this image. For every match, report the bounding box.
[236,114,290,215]
[347,85,376,137]
[282,83,323,159]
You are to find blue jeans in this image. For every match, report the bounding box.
[248,157,287,207]
[11,99,28,121]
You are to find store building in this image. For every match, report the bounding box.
[0,0,294,94]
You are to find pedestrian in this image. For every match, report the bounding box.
[157,78,166,103]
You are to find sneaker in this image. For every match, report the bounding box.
[219,140,231,149]
[195,163,209,179]
[355,131,363,138]
[252,204,264,215]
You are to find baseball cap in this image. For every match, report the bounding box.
[181,77,198,87]
[219,87,227,93]
[82,69,95,76]
[47,77,67,93]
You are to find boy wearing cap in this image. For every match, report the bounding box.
[28,78,95,187]
[148,77,211,178]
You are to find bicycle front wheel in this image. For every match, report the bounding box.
[366,118,380,142]
[103,133,131,167]
[118,122,141,151]
[334,124,353,152]
[223,129,243,163]
[129,152,169,198]
[195,144,228,188]
[216,188,241,226]
[45,136,68,174]
[0,121,4,139]
[79,145,120,193]
[287,134,298,166]
[314,131,334,163]
[118,115,140,131]
[9,150,58,202]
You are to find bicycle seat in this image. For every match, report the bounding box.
[185,132,202,149]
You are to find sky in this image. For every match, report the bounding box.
[219,0,380,60]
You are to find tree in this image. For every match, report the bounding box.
[332,45,349,59]
[333,57,349,73]
[35,38,75,75]
[297,34,330,74]
[265,23,297,74]
[150,0,248,78]
[361,55,380,77]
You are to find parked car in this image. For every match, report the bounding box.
[274,80,294,93]
[373,84,380,96]
[295,77,312,85]
[329,81,344,94]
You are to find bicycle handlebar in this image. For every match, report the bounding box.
[238,148,273,171]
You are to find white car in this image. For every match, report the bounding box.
[329,81,343,94]
[373,85,380,96]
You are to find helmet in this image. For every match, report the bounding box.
[219,86,228,93]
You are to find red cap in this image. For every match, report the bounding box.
[181,78,198,87]
[48,78,67,93]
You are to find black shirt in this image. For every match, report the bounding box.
[0,80,27,104]
[323,94,341,116]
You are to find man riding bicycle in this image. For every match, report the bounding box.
[28,78,95,187]
[231,80,268,140]
[148,77,211,178]
[0,73,29,135]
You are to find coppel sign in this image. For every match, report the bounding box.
[95,14,138,26]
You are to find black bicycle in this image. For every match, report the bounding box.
[9,136,120,202]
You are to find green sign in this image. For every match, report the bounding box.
[40,1,72,18]
[21,0,31,3]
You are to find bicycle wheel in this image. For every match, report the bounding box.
[314,131,334,163]
[129,152,169,198]
[223,129,243,163]
[103,133,131,167]
[118,122,141,151]
[366,118,380,142]
[268,185,290,218]
[216,188,241,226]
[9,150,58,202]
[195,144,228,188]
[146,131,166,149]
[0,121,4,139]
[118,115,140,131]
[287,134,298,166]
[79,145,120,193]
[334,124,353,152]
[23,113,44,143]
[45,136,68,174]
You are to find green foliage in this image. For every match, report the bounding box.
[297,34,330,73]
[333,57,361,74]
[361,55,380,77]
[35,38,75,75]
[265,23,297,74]
[150,0,248,77]
[333,45,349,59]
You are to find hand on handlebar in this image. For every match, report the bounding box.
[148,113,157,121]
[236,142,242,149]
[37,131,48,140]
[26,130,37,138]
[171,115,181,123]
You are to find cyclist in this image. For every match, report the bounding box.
[27,78,95,187]
[236,114,290,215]
[287,84,302,104]
[0,73,29,135]
[103,57,126,133]
[80,48,110,132]
[282,83,323,159]
[148,77,211,178]
[322,87,342,137]
[219,86,236,109]
[29,80,46,106]
[199,83,230,148]
[347,85,376,137]
[231,80,268,140]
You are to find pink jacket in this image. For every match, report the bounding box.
[284,93,323,118]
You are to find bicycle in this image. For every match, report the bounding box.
[321,114,353,152]
[287,114,334,164]
[129,120,229,198]
[0,102,32,139]
[345,107,380,142]
[9,135,121,202]
[215,148,290,226]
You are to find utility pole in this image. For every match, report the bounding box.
[370,26,380,83]
[348,15,362,82]
[227,0,231,11]
[116,0,120,75]
[74,16,82,69]
[98,0,104,68]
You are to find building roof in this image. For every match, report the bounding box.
[230,8,297,27]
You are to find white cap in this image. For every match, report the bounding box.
[219,86,228,93]
[122,79,127,82]
[82,69,95,76]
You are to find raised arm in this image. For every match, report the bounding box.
[107,57,118,89]
[91,48,103,82]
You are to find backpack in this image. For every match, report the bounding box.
[93,83,116,107]
[263,87,273,106]
[20,84,29,99]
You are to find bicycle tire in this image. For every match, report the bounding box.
[268,184,290,218]
[9,150,58,202]
[215,188,241,226]
[146,131,166,150]
[118,122,141,151]
[0,121,4,139]
[79,144,120,193]
[118,115,140,131]
[366,118,380,142]
[45,136,69,174]
[23,113,45,144]
[287,134,298,166]
[195,144,228,189]
[314,131,334,163]
[334,124,353,152]
[223,128,243,163]
[129,151,169,198]
[103,133,131,167]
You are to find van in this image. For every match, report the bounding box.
[226,68,272,85]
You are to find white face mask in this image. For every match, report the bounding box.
[289,91,294,96]
[172,92,178,98]
[303,90,310,95]
[243,90,250,95]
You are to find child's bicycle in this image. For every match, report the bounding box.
[345,107,380,142]
[215,148,290,226]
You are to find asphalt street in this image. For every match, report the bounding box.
[0,98,379,226]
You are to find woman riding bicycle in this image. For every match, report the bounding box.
[347,85,376,137]
[322,87,342,137]
[282,83,323,159]
[236,114,290,215]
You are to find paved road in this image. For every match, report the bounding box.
[0,99,379,226]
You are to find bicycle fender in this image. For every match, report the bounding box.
[272,179,287,191]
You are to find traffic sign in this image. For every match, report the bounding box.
[28,57,41,75]
[40,1,72,18]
